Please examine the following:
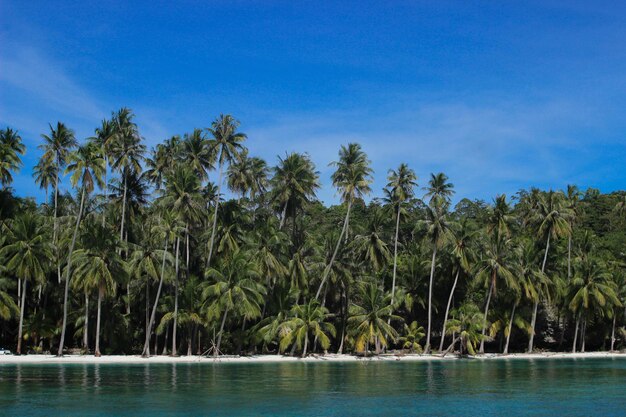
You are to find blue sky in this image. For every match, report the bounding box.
[1,1,625,205]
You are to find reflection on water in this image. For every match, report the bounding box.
[1,358,625,416]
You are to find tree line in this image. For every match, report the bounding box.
[0,110,625,357]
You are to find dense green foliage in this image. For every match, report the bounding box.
[1,112,625,357]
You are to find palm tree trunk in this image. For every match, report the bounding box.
[610,315,616,351]
[503,301,517,354]
[442,336,461,357]
[172,236,180,356]
[572,312,580,353]
[315,198,352,300]
[162,325,169,355]
[102,156,107,227]
[207,156,224,267]
[527,299,539,353]
[142,238,169,357]
[479,280,494,354]
[215,306,229,357]
[424,243,437,353]
[279,201,288,230]
[53,169,61,284]
[120,169,127,247]
[567,234,572,279]
[17,279,27,354]
[95,288,103,357]
[390,204,401,303]
[439,269,460,352]
[57,187,86,356]
[581,317,586,352]
[302,333,308,358]
[83,293,89,350]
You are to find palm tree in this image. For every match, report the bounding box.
[353,209,391,274]
[565,185,582,280]
[57,141,105,356]
[72,221,126,356]
[347,282,401,354]
[569,257,621,353]
[278,300,335,357]
[91,119,116,225]
[399,321,426,353]
[0,213,51,354]
[181,128,215,182]
[423,172,454,205]
[0,276,19,321]
[442,303,486,356]
[271,152,320,230]
[385,163,417,305]
[32,153,57,204]
[227,149,269,201]
[418,194,452,353]
[475,234,517,353]
[527,190,571,352]
[315,143,373,300]
[202,250,265,356]
[0,127,26,188]
[206,114,247,267]
[439,220,473,352]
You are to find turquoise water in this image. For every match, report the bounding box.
[1,358,625,416]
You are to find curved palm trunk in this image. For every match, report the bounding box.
[390,204,401,303]
[57,187,86,356]
[503,301,517,354]
[580,317,586,352]
[315,198,352,300]
[424,243,437,353]
[479,280,494,354]
[119,170,127,245]
[172,236,180,356]
[215,306,229,357]
[439,269,460,352]
[207,156,224,267]
[83,293,89,350]
[442,336,461,357]
[53,168,61,284]
[567,233,572,279]
[95,288,103,357]
[528,234,551,353]
[102,157,108,227]
[572,312,580,353]
[17,279,27,354]
[142,238,169,357]
[279,201,288,230]
[610,315,616,352]
[302,332,309,358]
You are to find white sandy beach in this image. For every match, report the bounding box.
[1,351,624,365]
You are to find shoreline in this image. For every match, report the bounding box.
[1,351,624,365]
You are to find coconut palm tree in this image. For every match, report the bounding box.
[91,119,116,225]
[565,185,582,280]
[72,221,126,356]
[442,303,486,356]
[0,276,19,321]
[182,128,215,182]
[32,153,57,204]
[385,163,417,305]
[527,190,571,352]
[418,195,452,353]
[206,114,247,267]
[475,234,517,353]
[348,282,401,354]
[423,172,454,205]
[278,300,335,357]
[398,321,426,353]
[0,213,51,354]
[57,141,105,356]
[353,209,391,274]
[202,250,265,356]
[227,149,269,201]
[0,127,26,188]
[271,152,320,230]
[315,143,373,300]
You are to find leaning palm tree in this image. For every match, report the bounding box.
[0,127,26,188]
[0,213,51,354]
[271,152,320,230]
[527,190,571,352]
[57,141,105,356]
[72,221,126,356]
[202,250,265,356]
[278,300,336,357]
[418,195,452,353]
[385,163,417,306]
[206,114,247,267]
[315,143,373,300]
[347,282,401,355]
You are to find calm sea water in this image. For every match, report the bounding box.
[1,358,625,416]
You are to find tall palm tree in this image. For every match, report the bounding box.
[385,163,417,305]
[271,152,320,230]
[91,119,116,225]
[423,172,454,205]
[565,185,582,280]
[278,300,335,357]
[227,149,269,201]
[0,127,26,188]
[419,194,452,353]
[475,234,517,353]
[206,114,247,267]
[315,143,373,300]
[57,141,105,356]
[527,190,571,352]
[0,213,51,354]
[347,282,400,354]
[202,250,265,356]
[32,153,57,204]
[353,209,391,274]
[182,128,215,181]
[72,221,126,356]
